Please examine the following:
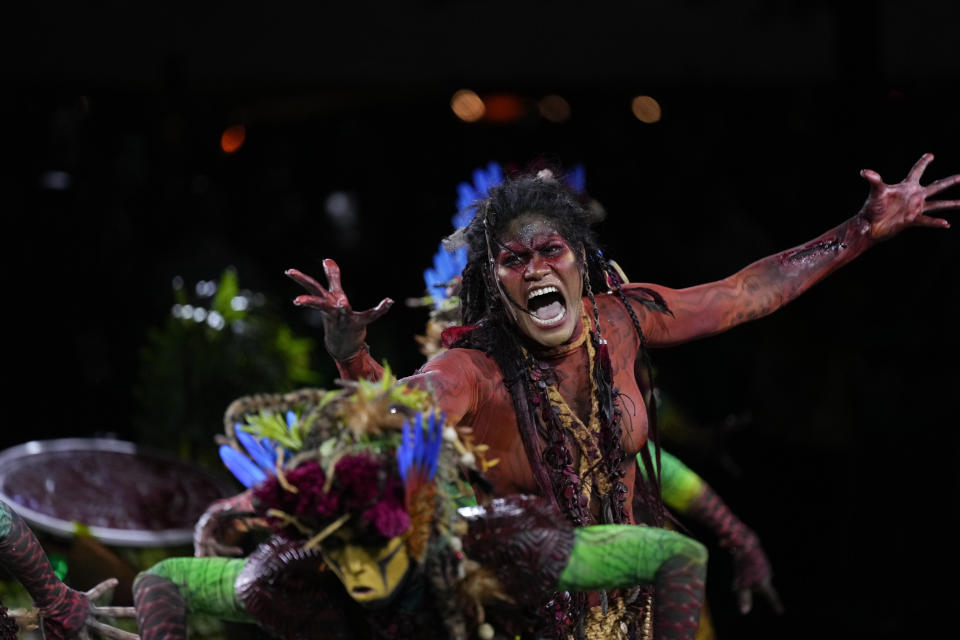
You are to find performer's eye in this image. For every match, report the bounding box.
[541,244,563,256]
[501,254,522,267]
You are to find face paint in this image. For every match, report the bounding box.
[321,527,411,605]
[494,213,584,347]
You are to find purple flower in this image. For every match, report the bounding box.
[363,500,411,539]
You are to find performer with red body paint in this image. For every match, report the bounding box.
[284,154,958,639]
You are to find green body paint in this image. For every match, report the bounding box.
[145,557,252,623]
[637,444,705,512]
[557,525,707,591]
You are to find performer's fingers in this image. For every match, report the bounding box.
[86,618,141,640]
[323,259,344,295]
[85,578,118,601]
[859,169,885,196]
[924,174,960,196]
[285,268,328,297]
[912,214,951,229]
[907,153,934,182]
[924,199,960,212]
[293,295,339,312]
[356,298,394,324]
[736,588,753,615]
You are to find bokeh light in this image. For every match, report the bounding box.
[482,94,527,123]
[220,124,246,153]
[538,95,571,123]
[631,96,662,123]
[451,89,485,122]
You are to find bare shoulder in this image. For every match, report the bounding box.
[419,347,500,380]
[409,348,502,421]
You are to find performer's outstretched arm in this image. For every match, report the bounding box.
[465,495,707,640]
[560,525,707,640]
[628,154,958,347]
[639,446,782,614]
[133,557,251,640]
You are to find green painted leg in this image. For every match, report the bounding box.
[558,525,707,640]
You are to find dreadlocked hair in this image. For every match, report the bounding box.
[450,171,670,637]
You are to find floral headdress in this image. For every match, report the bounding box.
[216,369,491,560]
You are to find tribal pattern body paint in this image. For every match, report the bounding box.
[0,502,88,640]
[625,214,876,348]
[558,526,706,640]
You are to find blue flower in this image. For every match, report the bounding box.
[219,421,291,489]
[397,411,444,484]
[424,245,468,310]
[453,161,503,229]
[564,164,586,195]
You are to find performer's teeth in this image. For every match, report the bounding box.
[528,286,565,323]
[531,306,565,326]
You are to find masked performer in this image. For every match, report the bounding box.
[283,154,957,636]
[133,380,709,640]
[0,500,136,639]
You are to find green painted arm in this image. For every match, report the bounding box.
[557,524,706,591]
[144,557,253,623]
[637,443,705,513]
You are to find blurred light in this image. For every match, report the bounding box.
[230,295,249,311]
[175,304,195,319]
[206,310,225,330]
[195,280,217,297]
[220,124,246,154]
[631,96,662,123]
[40,171,72,191]
[538,95,571,123]
[451,89,485,122]
[325,191,358,226]
[172,275,184,291]
[482,94,527,123]
[192,307,207,323]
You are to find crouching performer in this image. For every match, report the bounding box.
[133,380,707,639]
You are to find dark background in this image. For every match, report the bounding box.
[4,2,959,638]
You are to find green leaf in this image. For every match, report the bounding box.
[242,411,302,450]
[212,268,242,321]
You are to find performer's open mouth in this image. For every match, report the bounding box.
[527,285,567,327]
[351,585,374,595]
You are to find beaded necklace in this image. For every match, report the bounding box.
[524,309,627,527]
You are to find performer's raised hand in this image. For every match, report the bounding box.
[285,260,393,360]
[859,153,958,241]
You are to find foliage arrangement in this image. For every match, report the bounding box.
[133,268,324,466]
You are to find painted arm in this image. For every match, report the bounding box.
[639,445,782,614]
[559,525,707,640]
[465,494,706,640]
[193,489,265,558]
[0,501,136,639]
[286,263,482,423]
[133,538,351,640]
[133,557,251,640]
[285,260,392,379]
[631,154,958,347]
